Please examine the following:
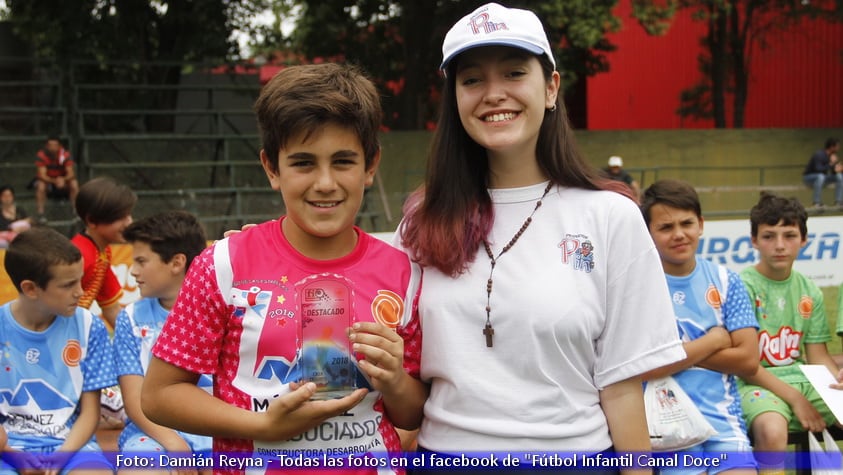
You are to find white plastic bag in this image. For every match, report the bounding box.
[644,376,717,450]
[808,429,843,475]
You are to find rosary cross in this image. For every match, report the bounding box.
[483,322,495,347]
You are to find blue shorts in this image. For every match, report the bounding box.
[0,439,113,475]
[658,439,757,475]
[121,431,212,453]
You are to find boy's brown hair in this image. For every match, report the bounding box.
[749,191,808,238]
[4,227,81,290]
[122,210,207,269]
[640,179,702,226]
[75,176,137,225]
[253,63,382,174]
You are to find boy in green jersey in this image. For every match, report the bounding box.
[738,192,843,473]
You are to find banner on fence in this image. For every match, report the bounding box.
[699,216,841,288]
[0,216,840,307]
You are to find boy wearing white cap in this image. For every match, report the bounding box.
[604,155,641,199]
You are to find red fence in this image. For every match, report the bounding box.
[587,0,843,129]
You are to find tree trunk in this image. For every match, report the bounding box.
[395,1,437,130]
[730,1,750,129]
[709,3,729,128]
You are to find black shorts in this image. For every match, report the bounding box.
[28,178,70,199]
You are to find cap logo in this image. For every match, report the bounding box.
[469,12,508,35]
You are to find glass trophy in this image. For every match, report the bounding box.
[298,275,358,400]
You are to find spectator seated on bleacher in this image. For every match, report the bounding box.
[28,135,79,221]
[0,185,31,248]
[802,137,842,210]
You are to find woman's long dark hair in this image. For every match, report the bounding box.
[400,54,634,277]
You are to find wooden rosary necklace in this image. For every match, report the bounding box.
[481,182,553,347]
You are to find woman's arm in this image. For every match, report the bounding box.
[600,376,652,475]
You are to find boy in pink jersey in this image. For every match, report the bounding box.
[142,63,426,475]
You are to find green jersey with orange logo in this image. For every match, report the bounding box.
[740,266,830,383]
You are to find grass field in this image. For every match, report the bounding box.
[824,285,841,355]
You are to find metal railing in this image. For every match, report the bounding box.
[3,58,830,234]
[628,164,823,218]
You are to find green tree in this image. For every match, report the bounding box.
[5,0,243,62]
[256,0,622,130]
[4,0,265,131]
[632,0,842,128]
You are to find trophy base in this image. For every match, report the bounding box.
[309,388,356,401]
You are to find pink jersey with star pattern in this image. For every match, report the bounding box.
[152,219,421,474]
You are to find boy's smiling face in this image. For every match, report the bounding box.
[261,123,379,259]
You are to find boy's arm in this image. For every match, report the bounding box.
[349,322,428,430]
[741,365,826,432]
[694,327,760,378]
[58,390,100,452]
[99,302,120,330]
[120,374,192,452]
[600,376,652,475]
[695,272,760,378]
[638,326,731,380]
[142,357,367,441]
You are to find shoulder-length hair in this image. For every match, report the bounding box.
[399,54,634,277]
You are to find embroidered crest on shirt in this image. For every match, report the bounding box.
[798,296,813,319]
[558,234,596,273]
[371,290,403,328]
[754,296,769,319]
[25,349,40,364]
[704,284,723,310]
[230,285,272,318]
[132,324,154,340]
[62,340,82,367]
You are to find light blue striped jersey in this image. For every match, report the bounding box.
[665,259,757,442]
[113,297,212,448]
[0,302,115,449]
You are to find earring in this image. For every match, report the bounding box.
[547,105,557,113]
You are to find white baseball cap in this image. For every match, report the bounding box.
[441,3,556,71]
[608,156,623,167]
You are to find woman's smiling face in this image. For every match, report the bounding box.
[454,46,558,158]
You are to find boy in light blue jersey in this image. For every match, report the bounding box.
[0,227,115,475]
[641,179,759,475]
[113,211,212,472]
